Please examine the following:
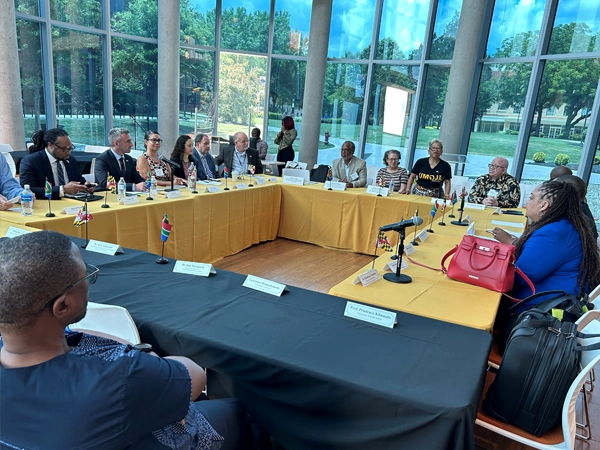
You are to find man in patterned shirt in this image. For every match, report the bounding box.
[0,231,253,450]
[469,157,520,208]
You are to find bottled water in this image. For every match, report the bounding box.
[188,163,197,192]
[150,175,158,198]
[117,178,126,201]
[21,185,33,216]
[389,181,394,195]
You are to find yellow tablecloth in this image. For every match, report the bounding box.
[0,179,281,263]
[328,204,527,330]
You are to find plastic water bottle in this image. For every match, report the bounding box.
[389,181,394,195]
[150,175,158,198]
[21,185,33,216]
[188,163,197,192]
[117,178,126,202]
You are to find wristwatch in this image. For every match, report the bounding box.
[133,343,153,353]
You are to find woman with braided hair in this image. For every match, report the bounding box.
[493,180,600,310]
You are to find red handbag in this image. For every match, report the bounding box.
[441,235,534,294]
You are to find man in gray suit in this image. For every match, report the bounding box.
[331,141,367,188]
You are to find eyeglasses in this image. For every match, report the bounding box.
[147,139,163,143]
[488,164,507,170]
[54,144,76,152]
[387,157,399,161]
[44,263,99,309]
[429,147,442,152]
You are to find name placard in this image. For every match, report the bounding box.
[234,183,248,190]
[268,177,279,182]
[173,260,216,277]
[120,195,139,205]
[255,177,267,185]
[466,221,476,236]
[386,259,409,272]
[283,175,305,186]
[417,229,429,243]
[4,226,31,238]
[365,185,389,196]
[344,301,397,329]
[165,190,182,199]
[492,207,503,215]
[430,198,452,206]
[491,219,524,229]
[62,205,83,215]
[324,181,346,191]
[464,202,485,210]
[243,274,289,297]
[352,269,381,287]
[404,242,416,256]
[205,186,220,193]
[85,239,124,255]
[464,214,472,223]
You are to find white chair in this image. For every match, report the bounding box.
[70,302,141,345]
[476,351,600,449]
[366,165,379,185]
[520,183,537,207]
[2,152,17,177]
[452,175,469,186]
[587,284,600,303]
[0,143,15,153]
[296,161,308,170]
[84,145,107,153]
[82,173,95,183]
[129,149,143,159]
[281,168,310,182]
[90,157,96,175]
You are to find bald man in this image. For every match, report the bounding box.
[469,157,521,207]
[549,165,572,180]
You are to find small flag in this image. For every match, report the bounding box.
[376,230,394,252]
[146,173,152,191]
[106,175,116,194]
[430,201,438,218]
[440,198,446,211]
[248,164,255,175]
[161,214,172,242]
[327,167,332,181]
[223,167,229,179]
[450,190,457,205]
[73,205,93,227]
[45,179,52,200]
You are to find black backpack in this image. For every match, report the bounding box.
[484,309,600,436]
[310,164,330,182]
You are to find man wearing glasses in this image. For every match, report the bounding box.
[19,128,94,200]
[469,157,521,208]
[214,131,263,177]
[0,231,253,449]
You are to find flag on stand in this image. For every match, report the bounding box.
[161,214,172,242]
[450,190,457,205]
[146,172,152,190]
[106,175,116,194]
[223,167,229,179]
[430,201,438,218]
[248,164,255,175]
[376,230,394,252]
[327,167,332,181]
[440,198,446,211]
[45,179,52,200]
[73,205,93,227]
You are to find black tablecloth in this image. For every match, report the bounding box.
[82,245,492,450]
[11,151,96,175]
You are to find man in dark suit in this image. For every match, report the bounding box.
[94,128,146,191]
[20,128,92,200]
[214,132,263,176]
[192,133,217,180]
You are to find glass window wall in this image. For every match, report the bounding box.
[328,0,376,58]
[180,49,215,136]
[429,0,462,60]
[549,0,600,54]
[377,0,429,60]
[415,65,450,159]
[111,0,158,39]
[49,0,102,29]
[183,0,216,47]
[273,0,311,56]
[15,0,39,16]
[220,0,269,53]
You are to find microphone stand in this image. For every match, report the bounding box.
[390,217,403,260]
[160,159,180,192]
[451,195,469,226]
[383,227,411,284]
[439,198,447,226]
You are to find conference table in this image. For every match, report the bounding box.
[75,242,492,450]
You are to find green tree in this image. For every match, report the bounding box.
[220,7,269,53]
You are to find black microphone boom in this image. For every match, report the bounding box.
[159,155,182,169]
[380,216,423,232]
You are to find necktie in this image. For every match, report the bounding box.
[57,160,66,186]
[202,156,213,178]
[119,157,126,177]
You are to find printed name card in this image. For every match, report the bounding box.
[352,269,381,287]
[464,214,472,223]
[165,190,182,199]
[386,259,409,272]
[464,202,485,210]
[255,177,267,185]
[404,242,416,256]
[283,175,305,186]
[4,226,31,238]
[234,183,248,190]
[466,221,476,236]
[173,261,216,277]
[344,301,397,329]
[62,205,83,215]
[417,229,429,243]
[85,239,124,255]
[120,195,139,205]
[492,207,503,215]
[324,181,346,191]
[365,185,389,196]
[243,274,289,297]
[268,177,279,182]
[430,198,452,206]
[205,186,220,193]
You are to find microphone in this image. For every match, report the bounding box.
[159,155,181,169]
[380,216,423,232]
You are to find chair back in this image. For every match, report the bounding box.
[282,168,310,181]
[519,183,537,207]
[85,145,107,153]
[2,152,17,177]
[70,302,140,345]
[129,149,143,160]
[366,166,379,185]
[0,143,15,153]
